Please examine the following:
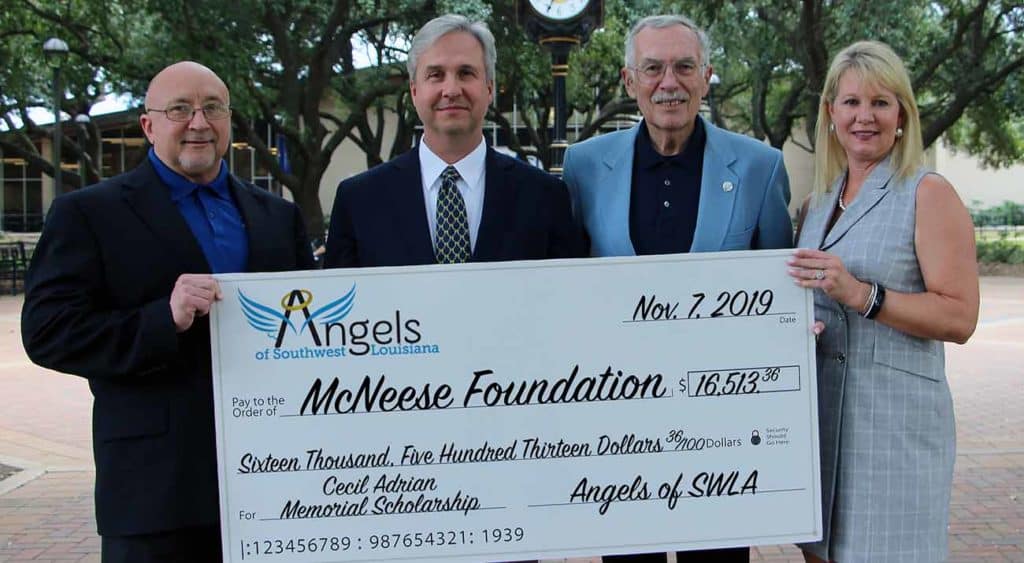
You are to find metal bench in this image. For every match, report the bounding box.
[0,242,29,295]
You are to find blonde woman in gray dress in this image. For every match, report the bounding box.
[788,41,979,562]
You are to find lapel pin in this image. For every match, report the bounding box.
[722,181,734,192]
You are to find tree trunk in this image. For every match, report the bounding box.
[290,172,327,246]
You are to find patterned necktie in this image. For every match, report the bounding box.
[434,165,471,264]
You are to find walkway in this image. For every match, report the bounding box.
[1,277,1021,562]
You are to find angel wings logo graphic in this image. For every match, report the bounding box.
[238,285,356,348]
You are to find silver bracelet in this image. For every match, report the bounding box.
[860,283,877,316]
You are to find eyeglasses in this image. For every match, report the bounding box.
[145,102,231,122]
[630,59,704,83]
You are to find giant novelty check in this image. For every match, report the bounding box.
[210,250,821,562]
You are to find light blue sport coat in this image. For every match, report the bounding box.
[563,117,793,256]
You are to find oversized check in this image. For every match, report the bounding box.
[210,250,821,562]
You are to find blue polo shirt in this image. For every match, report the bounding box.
[148,149,249,273]
[629,119,706,255]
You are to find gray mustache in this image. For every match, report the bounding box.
[651,93,687,104]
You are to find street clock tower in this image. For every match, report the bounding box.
[517,0,603,174]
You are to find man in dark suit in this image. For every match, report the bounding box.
[323,15,581,563]
[21,61,313,562]
[324,14,583,268]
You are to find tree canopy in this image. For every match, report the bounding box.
[678,0,1024,166]
[0,0,155,187]
[2,0,1021,235]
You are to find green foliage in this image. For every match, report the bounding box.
[567,17,626,112]
[971,200,1024,227]
[4,0,1023,232]
[974,202,1024,264]
[0,0,155,186]
[945,67,1024,168]
[976,238,1024,264]
[647,0,1024,161]
[437,0,491,21]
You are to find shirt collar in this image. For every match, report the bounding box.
[148,148,230,201]
[634,118,706,170]
[418,136,487,192]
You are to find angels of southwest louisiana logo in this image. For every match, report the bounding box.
[237,285,440,361]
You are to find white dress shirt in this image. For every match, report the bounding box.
[419,136,487,252]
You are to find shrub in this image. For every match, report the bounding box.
[977,239,1024,264]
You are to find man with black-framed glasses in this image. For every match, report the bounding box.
[22,60,313,562]
[562,14,793,563]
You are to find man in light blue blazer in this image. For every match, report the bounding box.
[564,15,792,262]
[562,14,793,563]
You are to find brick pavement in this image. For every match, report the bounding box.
[0,277,1021,562]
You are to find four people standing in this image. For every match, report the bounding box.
[20,12,979,563]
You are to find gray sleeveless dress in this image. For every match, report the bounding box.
[797,157,954,562]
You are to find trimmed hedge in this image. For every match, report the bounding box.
[977,239,1024,264]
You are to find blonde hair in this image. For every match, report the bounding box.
[813,41,924,194]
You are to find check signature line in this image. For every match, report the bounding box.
[528,487,807,508]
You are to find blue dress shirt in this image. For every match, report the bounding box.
[148,149,249,273]
[629,119,706,255]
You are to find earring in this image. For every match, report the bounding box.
[828,122,835,133]
[896,127,904,139]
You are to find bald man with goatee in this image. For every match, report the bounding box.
[22,61,313,562]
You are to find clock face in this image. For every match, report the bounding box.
[528,0,590,21]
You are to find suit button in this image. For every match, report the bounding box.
[664,179,671,186]
[836,353,846,364]
[663,201,670,208]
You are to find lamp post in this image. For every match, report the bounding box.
[74,113,92,183]
[518,1,602,175]
[708,73,721,128]
[541,37,576,175]
[42,37,69,195]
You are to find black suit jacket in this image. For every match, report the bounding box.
[324,147,584,267]
[21,160,313,536]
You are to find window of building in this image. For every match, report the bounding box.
[2,158,44,232]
